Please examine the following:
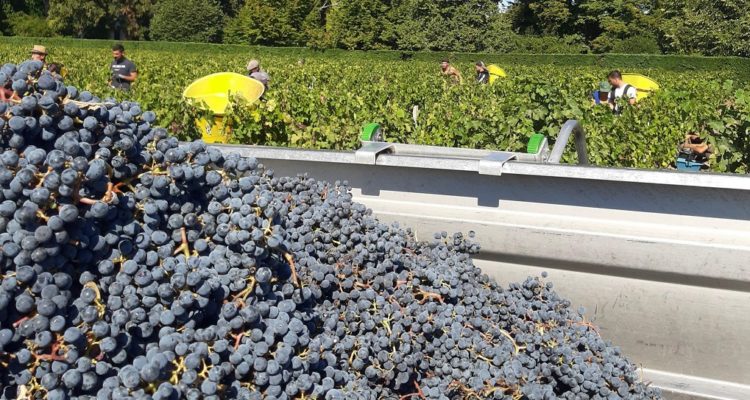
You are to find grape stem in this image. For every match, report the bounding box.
[232,276,257,303]
[415,289,443,304]
[388,295,406,314]
[13,315,30,328]
[571,317,601,337]
[35,210,49,222]
[231,332,245,350]
[170,357,186,385]
[16,382,31,400]
[448,381,480,399]
[284,252,300,287]
[35,166,53,188]
[0,352,11,368]
[399,379,427,399]
[78,197,98,205]
[33,341,67,362]
[173,227,191,259]
[464,323,522,356]
[77,179,124,205]
[84,281,107,318]
[102,182,126,203]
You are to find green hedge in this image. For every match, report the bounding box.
[1,37,747,79]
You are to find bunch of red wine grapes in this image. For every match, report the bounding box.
[0,60,661,400]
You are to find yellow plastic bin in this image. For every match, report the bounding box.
[621,73,660,100]
[487,64,507,84]
[182,72,265,143]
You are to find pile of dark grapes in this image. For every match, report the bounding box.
[0,59,662,400]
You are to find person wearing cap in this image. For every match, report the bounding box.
[591,81,611,106]
[475,62,489,84]
[109,43,138,91]
[440,59,463,85]
[607,70,637,113]
[30,45,48,65]
[246,59,270,90]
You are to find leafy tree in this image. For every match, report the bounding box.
[610,34,661,54]
[509,0,576,36]
[447,0,503,51]
[6,12,57,37]
[576,0,660,53]
[1,0,48,35]
[506,0,750,56]
[326,0,500,51]
[47,0,152,39]
[47,0,108,38]
[657,0,750,56]
[3,0,47,16]
[4,0,747,56]
[109,0,154,40]
[224,1,283,45]
[508,0,661,53]
[218,0,243,17]
[483,13,587,54]
[0,5,8,35]
[150,0,223,43]
[324,0,401,50]
[385,0,432,50]
[224,0,313,46]
[285,0,316,43]
[302,0,332,49]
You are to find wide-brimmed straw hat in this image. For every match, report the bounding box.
[31,45,48,55]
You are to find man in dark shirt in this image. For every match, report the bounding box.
[109,44,138,90]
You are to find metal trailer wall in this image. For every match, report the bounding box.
[215,144,750,400]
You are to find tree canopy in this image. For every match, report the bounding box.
[150,0,224,43]
[1,0,749,56]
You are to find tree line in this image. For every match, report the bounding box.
[2,0,749,56]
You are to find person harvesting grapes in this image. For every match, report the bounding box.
[29,45,48,65]
[440,59,463,85]
[0,49,48,102]
[109,44,138,91]
[591,81,611,106]
[48,63,65,81]
[246,59,270,90]
[475,61,489,84]
[607,70,637,113]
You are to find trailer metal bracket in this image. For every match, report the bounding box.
[478,152,518,176]
[354,141,396,164]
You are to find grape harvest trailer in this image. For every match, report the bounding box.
[212,121,750,400]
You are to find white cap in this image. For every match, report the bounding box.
[246,59,259,71]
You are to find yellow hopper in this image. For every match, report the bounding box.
[487,64,507,84]
[621,73,660,100]
[182,72,265,143]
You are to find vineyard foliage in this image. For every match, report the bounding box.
[1,38,749,173]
